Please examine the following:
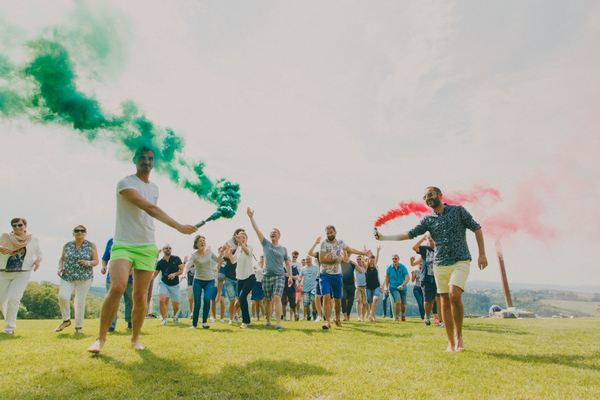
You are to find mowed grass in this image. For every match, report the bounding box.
[1,317,599,399]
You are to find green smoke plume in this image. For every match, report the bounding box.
[0,33,240,222]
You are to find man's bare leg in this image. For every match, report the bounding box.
[273,296,283,327]
[87,260,131,353]
[130,269,154,350]
[188,297,194,315]
[356,302,362,321]
[266,299,273,324]
[229,299,236,322]
[316,295,322,319]
[172,301,179,319]
[394,300,401,320]
[424,301,434,319]
[158,294,168,320]
[449,285,465,351]
[440,293,455,352]
[334,298,342,326]
[401,303,407,318]
[322,294,332,327]
[219,297,225,320]
[211,300,217,320]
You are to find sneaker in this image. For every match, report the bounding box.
[210,317,216,323]
[368,316,375,322]
[234,316,240,322]
[315,316,322,322]
[161,319,168,326]
[2,329,14,335]
[275,325,283,330]
[264,322,272,327]
[281,316,286,321]
[425,318,431,326]
[439,321,445,328]
[220,319,225,323]
[173,315,179,324]
[295,314,299,321]
[401,316,406,322]
[108,327,115,332]
[228,320,233,325]
[307,316,311,321]
[434,318,440,326]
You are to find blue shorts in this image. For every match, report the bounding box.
[251,281,265,300]
[211,284,226,301]
[422,280,440,303]
[315,278,321,296]
[159,281,180,302]
[224,278,238,299]
[366,287,381,304]
[302,291,315,306]
[389,287,407,304]
[319,273,343,300]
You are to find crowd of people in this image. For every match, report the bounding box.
[0,147,487,354]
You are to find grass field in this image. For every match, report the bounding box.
[1,317,599,399]
[539,300,600,316]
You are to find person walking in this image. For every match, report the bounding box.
[56,225,99,334]
[230,231,255,328]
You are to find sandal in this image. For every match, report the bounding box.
[75,327,83,334]
[55,320,71,332]
[334,319,342,327]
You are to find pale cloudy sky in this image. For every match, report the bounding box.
[1,0,599,289]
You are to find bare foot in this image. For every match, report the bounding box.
[455,337,466,352]
[334,319,342,327]
[321,323,331,330]
[131,338,144,351]
[87,337,105,354]
[445,343,455,353]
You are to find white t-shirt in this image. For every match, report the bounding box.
[232,245,254,280]
[114,174,159,246]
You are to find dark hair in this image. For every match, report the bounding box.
[193,235,205,250]
[232,228,245,245]
[133,146,155,161]
[11,218,27,226]
[325,225,336,232]
[292,250,299,256]
[425,186,442,194]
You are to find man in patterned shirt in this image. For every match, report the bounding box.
[375,187,488,352]
[319,225,369,330]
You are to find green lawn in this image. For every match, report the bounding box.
[1,317,599,399]
[539,300,600,316]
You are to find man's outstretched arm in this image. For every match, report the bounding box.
[120,189,197,234]
[247,208,265,243]
[374,231,410,241]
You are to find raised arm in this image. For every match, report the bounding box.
[120,189,197,235]
[412,235,427,253]
[410,256,422,267]
[247,208,264,244]
[345,246,369,257]
[308,237,321,257]
[374,231,410,241]
[374,246,381,268]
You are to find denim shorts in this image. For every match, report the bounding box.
[211,284,226,301]
[159,281,180,302]
[224,278,238,299]
[389,287,407,304]
[366,287,380,304]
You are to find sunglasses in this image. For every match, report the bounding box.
[74,229,86,233]
[12,224,24,228]
[164,247,172,250]
[423,192,437,200]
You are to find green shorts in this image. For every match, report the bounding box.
[110,243,159,271]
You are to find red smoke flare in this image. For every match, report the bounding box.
[374,185,501,227]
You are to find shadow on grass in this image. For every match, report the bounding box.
[93,351,331,398]
[0,333,19,341]
[344,324,414,338]
[463,323,531,335]
[484,351,600,372]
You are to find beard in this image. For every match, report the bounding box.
[427,198,441,209]
[326,235,336,241]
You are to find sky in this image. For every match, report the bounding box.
[1,0,599,290]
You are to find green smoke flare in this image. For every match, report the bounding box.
[0,36,240,222]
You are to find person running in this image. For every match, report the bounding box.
[365,248,381,322]
[319,225,369,330]
[87,147,197,353]
[410,264,425,321]
[307,237,323,322]
[384,254,410,322]
[251,255,265,320]
[211,252,227,323]
[153,244,184,325]
[181,261,195,319]
[56,225,99,334]
[375,186,488,352]
[411,235,443,327]
[101,238,133,332]
[281,251,300,321]
[354,254,368,322]
[341,252,362,321]
[246,208,293,330]
[184,235,224,329]
[299,255,318,321]
[231,231,255,329]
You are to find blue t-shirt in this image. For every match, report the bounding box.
[261,238,289,277]
[300,265,319,293]
[386,263,409,291]
[418,245,435,283]
[102,238,133,283]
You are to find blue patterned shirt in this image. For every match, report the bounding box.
[407,204,481,266]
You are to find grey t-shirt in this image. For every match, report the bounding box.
[261,238,289,277]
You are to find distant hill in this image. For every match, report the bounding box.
[468,280,600,294]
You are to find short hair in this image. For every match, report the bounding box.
[425,186,442,194]
[133,146,154,161]
[73,224,87,232]
[392,254,399,258]
[292,250,299,256]
[325,225,336,232]
[193,235,205,249]
[11,217,27,226]
[272,228,281,235]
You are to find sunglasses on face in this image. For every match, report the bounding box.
[392,258,399,260]
[164,247,172,250]
[12,224,24,228]
[423,192,437,200]
[74,229,86,233]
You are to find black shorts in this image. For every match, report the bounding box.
[421,280,439,303]
[281,290,296,309]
